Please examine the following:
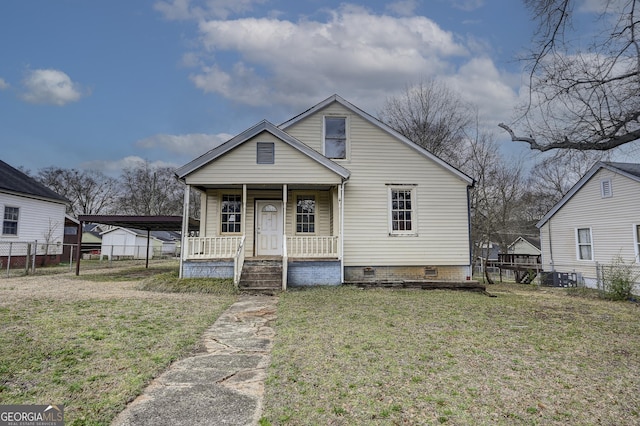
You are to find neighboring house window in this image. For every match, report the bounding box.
[257,142,275,164]
[324,116,347,159]
[221,195,242,233]
[296,196,315,233]
[576,228,593,260]
[389,187,417,235]
[600,178,612,198]
[635,225,640,262]
[2,206,19,236]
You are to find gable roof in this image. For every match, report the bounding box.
[508,236,541,250]
[0,160,68,204]
[175,119,350,181]
[279,94,474,186]
[536,161,640,228]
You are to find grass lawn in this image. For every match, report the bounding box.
[0,264,237,425]
[262,284,640,425]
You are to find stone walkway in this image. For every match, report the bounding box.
[111,294,278,426]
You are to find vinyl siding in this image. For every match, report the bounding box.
[185,131,342,186]
[286,103,471,266]
[540,168,640,279]
[0,192,66,248]
[203,189,333,256]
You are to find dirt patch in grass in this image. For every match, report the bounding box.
[0,266,237,425]
[262,284,640,425]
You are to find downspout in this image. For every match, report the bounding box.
[466,184,473,280]
[548,218,554,272]
[179,184,190,278]
[75,219,83,276]
[340,182,345,284]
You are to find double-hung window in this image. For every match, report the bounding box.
[2,206,19,236]
[324,116,347,159]
[221,195,242,233]
[296,196,315,233]
[576,228,593,260]
[389,186,417,236]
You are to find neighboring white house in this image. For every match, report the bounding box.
[537,161,640,289]
[0,160,68,266]
[100,227,180,260]
[507,236,541,256]
[175,94,475,287]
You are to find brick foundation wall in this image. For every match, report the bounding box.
[288,260,341,287]
[182,260,233,279]
[344,265,468,282]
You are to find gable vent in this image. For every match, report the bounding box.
[601,178,612,198]
[257,142,274,164]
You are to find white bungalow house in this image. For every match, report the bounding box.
[176,95,475,289]
[0,160,69,267]
[100,227,180,260]
[537,162,640,289]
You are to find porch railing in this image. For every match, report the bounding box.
[185,236,244,259]
[233,236,246,289]
[287,236,339,258]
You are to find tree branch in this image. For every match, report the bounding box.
[498,123,640,152]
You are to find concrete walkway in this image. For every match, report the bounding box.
[112,294,278,426]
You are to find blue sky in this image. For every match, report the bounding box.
[0,1,563,175]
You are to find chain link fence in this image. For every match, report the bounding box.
[0,241,180,278]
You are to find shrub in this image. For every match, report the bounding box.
[602,256,639,301]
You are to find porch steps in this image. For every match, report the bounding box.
[238,259,282,292]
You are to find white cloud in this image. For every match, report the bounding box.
[154,0,266,20]
[0,78,9,90]
[451,0,484,12]
[136,133,232,156]
[80,156,176,176]
[21,69,85,106]
[191,7,469,109]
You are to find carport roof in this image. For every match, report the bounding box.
[77,215,199,232]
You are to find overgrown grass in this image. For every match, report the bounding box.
[137,270,235,294]
[0,269,237,425]
[262,284,640,425]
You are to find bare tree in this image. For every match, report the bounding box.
[36,167,118,216]
[500,0,640,151]
[378,79,474,167]
[118,161,186,216]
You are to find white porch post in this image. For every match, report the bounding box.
[242,184,247,237]
[179,184,190,278]
[282,184,288,290]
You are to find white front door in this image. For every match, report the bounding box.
[256,200,283,256]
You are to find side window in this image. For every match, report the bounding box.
[635,225,640,262]
[576,228,593,260]
[221,195,242,233]
[324,116,347,159]
[389,187,417,236]
[3,206,19,236]
[296,196,316,233]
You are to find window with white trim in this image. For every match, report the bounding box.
[576,228,593,260]
[221,194,242,233]
[600,178,612,198]
[635,225,640,262]
[324,116,347,159]
[296,195,315,233]
[2,206,19,236]
[389,186,416,235]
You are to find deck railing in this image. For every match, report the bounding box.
[185,236,244,259]
[287,236,339,258]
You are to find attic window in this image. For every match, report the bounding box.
[324,116,347,159]
[600,178,612,198]
[257,142,274,164]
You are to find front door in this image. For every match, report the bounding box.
[256,200,283,256]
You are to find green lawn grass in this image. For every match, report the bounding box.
[261,284,640,425]
[0,268,236,425]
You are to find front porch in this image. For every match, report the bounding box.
[179,183,345,289]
